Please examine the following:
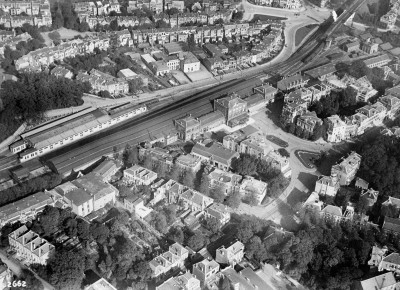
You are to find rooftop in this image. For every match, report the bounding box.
[383,216,400,234]
[304,63,336,79]
[360,272,397,290]
[191,142,238,166]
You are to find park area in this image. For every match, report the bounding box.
[294,24,318,46]
[295,150,320,169]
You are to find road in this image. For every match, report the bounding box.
[0,249,54,290]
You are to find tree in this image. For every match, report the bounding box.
[187,232,206,251]
[37,206,60,237]
[143,154,153,170]
[278,148,290,158]
[199,174,210,196]
[182,170,195,188]
[110,19,119,31]
[168,164,181,182]
[90,222,110,244]
[187,34,196,51]
[163,204,177,224]
[152,212,168,233]
[14,269,43,290]
[77,219,90,241]
[219,276,232,290]
[99,90,112,98]
[48,31,61,42]
[78,21,90,32]
[203,217,221,234]
[167,226,184,244]
[48,249,86,290]
[128,78,144,93]
[267,174,290,198]
[243,190,259,206]
[312,122,325,141]
[225,190,241,209]
[210,185,226,203]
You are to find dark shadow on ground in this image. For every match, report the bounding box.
[297,171,318,192]
[266,98,284,129]
[276,201,299,232]
[211,130,229,143]
[286,187,310,207]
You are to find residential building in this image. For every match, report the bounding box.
[156,272,201,290]
[72,172,118,211]
[363,54,391,68]
[343,41,360,52]
[214,93,248,127]
[77,69,129,96]
[83,270,117,290]
[50,66,73,79]
[0,191,54,228]
[361,188,379,207]
[181,51,200,72]
[331,152,362,186]
[368,246,388,267]
[192,259,220,287]
[191,142,239,171]
[325,115,347,142]
[208,167,242,195]
[175,115,201,141]
[149,243,189,277]
[178,188,214,212]
[379,95,400,119]
[215,240,244,266]
[356,272,400,290]
[277,74,308,91]
[117,68,138,80]
[321,205,344,223]
[54,184,94,217]
[204,203,231,226]
[280,98,308,125]
[314,175,340,197]
[176,154,202,173]
[124,197,152,219]
[239,176,267,205]
[378,253,400,274]
[382,196,400,209]
[124,164,157,185]
[9,225,55,265]
[361,41,379,54]
[383,217,400,235]
[296,111,322,136]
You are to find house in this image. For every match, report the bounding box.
[382,196,400,209]
[204,203,231,226]
[192,259,220,287]
[208,167,242,195]
[175,115,201,141]
[314,175,340,197]
[191,142,239,171]
[215,240,244,266]
[361,41,379,54]
[321,205,344,223]
[277,74,308,91]
[383,217,400,235]
[50,66,73,79]
[181,51,200,73]
[72,172,118,211]
[0,191,54,228]
[124,164,157,185]
[363,54,391,68]
[330,151,361,186]
[239,176,267,205]
[356,272,400,290]
[343,41,360,52]
[149,243,189,277]
[361,188,379,207]
[176,154,202,173]
[9,225,55,265]
[179,189,214,212]
[368,246,388,267]
[82,270,117,290]
[156,272,201,290]
[124,197,152,219]
[214,93,248,127]
[378,253,400,274]
[296,111,322,136]
[325,115,347,142]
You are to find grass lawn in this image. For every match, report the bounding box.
[295,150,320,169]
[294,24,319,46]
[251,14,287,22]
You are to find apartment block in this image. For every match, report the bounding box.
[149,243,189,277]
[192,259,220,287]
[331,151,361,186]
[9,225,55,265]
[215,241,244,266]
[124,164,158,185]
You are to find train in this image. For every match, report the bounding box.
[12,103,148,163]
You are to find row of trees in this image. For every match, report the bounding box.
[0,72,91,141]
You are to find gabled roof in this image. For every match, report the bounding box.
[382,252,400,265]
[360,272,397,290]
[191,142,238,166]
[383,217,400,234]
[322,205,342,217]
